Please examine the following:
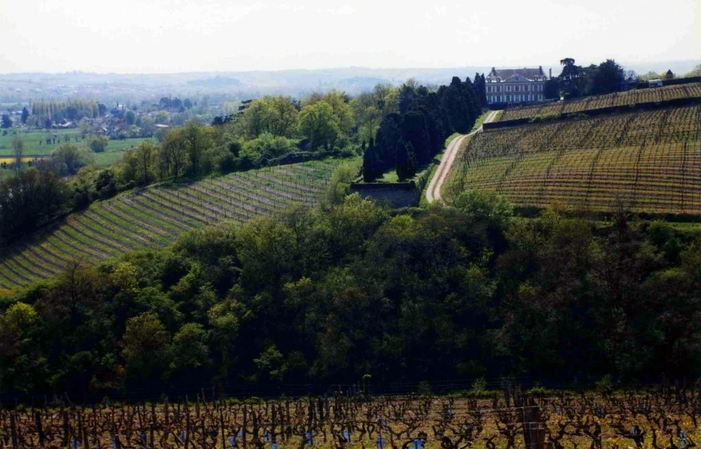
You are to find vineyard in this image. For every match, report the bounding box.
[446,105,701,214]
[1,386,701,449]
[0,160,340,289]
[499,82,701,122]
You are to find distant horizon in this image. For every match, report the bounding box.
[1,58,699,77]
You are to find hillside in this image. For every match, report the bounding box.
[499,82,701,121]
[445,104,701,215]
[0,160,340,289]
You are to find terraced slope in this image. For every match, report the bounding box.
[447,105,701,214]
[0,161,340,289]
[500,82,701,121]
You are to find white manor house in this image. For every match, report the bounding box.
[485,67,549,104]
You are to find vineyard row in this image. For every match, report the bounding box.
[500,82,701,122]
[0,161,340,290]
[2,388,701,449]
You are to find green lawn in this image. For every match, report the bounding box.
[0,128,77,156]
[93,137,152,166]
[0,128,152,169]
[471,110,491,132]
[374,170,400,183]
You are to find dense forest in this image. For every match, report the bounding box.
[1,191,700,398]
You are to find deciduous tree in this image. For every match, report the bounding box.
[11,136,23,173]
[588,59,625,95]
[298,100,340,151]
[159,129,188,178]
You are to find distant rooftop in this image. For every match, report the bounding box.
[487,67,546,81]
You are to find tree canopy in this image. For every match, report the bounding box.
[1,195,700,396]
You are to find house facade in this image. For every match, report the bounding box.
[485,67,548,104]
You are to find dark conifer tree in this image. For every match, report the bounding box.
[396,140,418,181]
[402,111,430,165]
[363,138,378,182]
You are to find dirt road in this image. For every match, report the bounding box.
[425,110,499,203]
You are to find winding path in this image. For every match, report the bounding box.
[426,110,499,203]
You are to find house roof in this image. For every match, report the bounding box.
[488,67,546,81]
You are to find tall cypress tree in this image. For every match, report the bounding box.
[473,73,488,108]
[396,140,417,181]
[402,111,430,165]
[363,138,378,182]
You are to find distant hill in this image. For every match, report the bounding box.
[0,67,491,104]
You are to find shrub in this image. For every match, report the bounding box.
[88,135,109,153]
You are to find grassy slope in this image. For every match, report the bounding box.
[0,160,341,290]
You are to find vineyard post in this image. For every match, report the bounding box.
[286,400,291,443]
[243,403,248,449]
[202,412,207,449]
[281,402,288,443]
[92,404,98,449]
[110,407,117,449]
[10,412,18,448]
[272,401,277,445]
[82,422,89,449]
[35,409,45,446]
[308,398,313,426]
[220,408,226,449]
[253,405,259,442]
[149,402,157,449]
[185,405,191,449]
[77,411,83,449]
[63,411,69,448]
[150,422,155,449]
[516,391,546,449]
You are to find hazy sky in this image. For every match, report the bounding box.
[0,0,699,74]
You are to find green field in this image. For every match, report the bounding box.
[446,104,701,215]
[0,128,151,168]
[0,160,341,289]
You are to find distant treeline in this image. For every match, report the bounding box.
[30,100,105,125]
[0,193,699,398]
